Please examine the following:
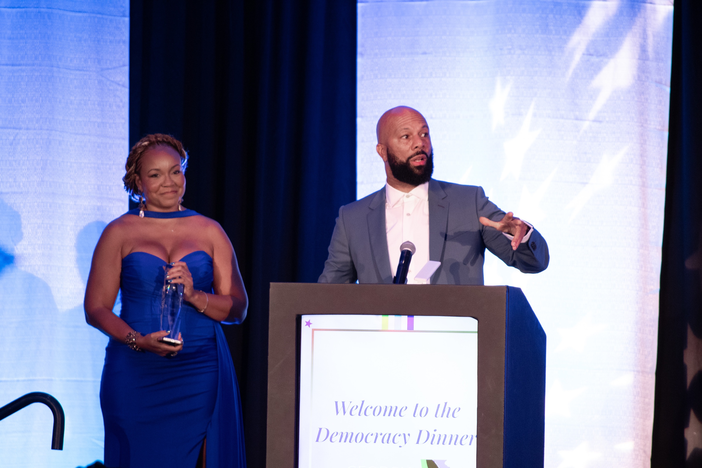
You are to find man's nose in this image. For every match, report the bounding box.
[412,135,426,151]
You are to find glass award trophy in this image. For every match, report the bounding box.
[160,264,183,345]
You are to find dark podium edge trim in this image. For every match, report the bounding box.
[266,283,545,468]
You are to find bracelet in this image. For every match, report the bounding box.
[125,331,144,352]
[197,291,209,314]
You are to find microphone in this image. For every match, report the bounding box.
[393,241,416,284]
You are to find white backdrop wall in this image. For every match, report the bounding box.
[358,0,673,466]
[0,1,128,466]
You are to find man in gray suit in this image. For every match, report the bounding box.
[318,106,549,285]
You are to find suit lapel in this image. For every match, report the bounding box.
[429,180,449,283]
[368,188,393,283]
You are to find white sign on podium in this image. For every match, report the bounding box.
[299,314,478,468]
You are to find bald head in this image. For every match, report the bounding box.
[376,106,427,145]
[375,106,433,192]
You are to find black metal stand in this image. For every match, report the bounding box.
[0,392,65,450]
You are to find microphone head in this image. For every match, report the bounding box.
[400,241,416,255]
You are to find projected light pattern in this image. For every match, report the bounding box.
[0,2,128,466]
[358,1,672,466]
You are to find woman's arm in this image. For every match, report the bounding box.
[172,221,248,324]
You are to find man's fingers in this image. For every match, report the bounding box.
[480,214,512,232]
[479,216,495,228]
[510,223,527,250]
[482,213,524,241]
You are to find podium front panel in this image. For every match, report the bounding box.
[267,283,545,468]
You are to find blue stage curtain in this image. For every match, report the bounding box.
[652,0,702,466]
[128,1,356,466]
[0,2,128,467]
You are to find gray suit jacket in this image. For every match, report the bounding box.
[318,179,549,285]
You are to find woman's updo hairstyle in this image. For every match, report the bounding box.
[123,134,189,202]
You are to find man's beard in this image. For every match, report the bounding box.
[387,149,434,186]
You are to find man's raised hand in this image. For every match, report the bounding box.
[479,212,528,251]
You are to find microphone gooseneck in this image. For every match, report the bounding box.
[393,241,416,284]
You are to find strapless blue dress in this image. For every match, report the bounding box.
[100,209,245,468]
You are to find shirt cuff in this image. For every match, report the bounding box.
[501,220,534,244]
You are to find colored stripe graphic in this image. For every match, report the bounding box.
[381,315,414,330]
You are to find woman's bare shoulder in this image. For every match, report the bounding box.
[188,213,225,232]
[103,212,138,234]
[97,213,147,248]
[186,214,231,249]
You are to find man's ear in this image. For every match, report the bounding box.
[376,143,387,162]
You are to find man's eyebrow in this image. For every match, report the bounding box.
[397,124,429,133]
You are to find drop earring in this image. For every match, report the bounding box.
[179,198,183,211]
[139,194,146,218]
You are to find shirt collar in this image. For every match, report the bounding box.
[385,181,430,208]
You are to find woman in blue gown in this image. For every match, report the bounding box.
[84,134,247,468]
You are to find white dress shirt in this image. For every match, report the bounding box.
[385,182,430,284]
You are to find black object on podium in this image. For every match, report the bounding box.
[267,283,546,468]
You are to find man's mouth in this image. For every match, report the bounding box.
[410,153,427,166]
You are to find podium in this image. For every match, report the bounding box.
[267,283,546,468]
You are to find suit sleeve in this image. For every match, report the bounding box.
[318,205,358,283]
[476,187,550,273]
